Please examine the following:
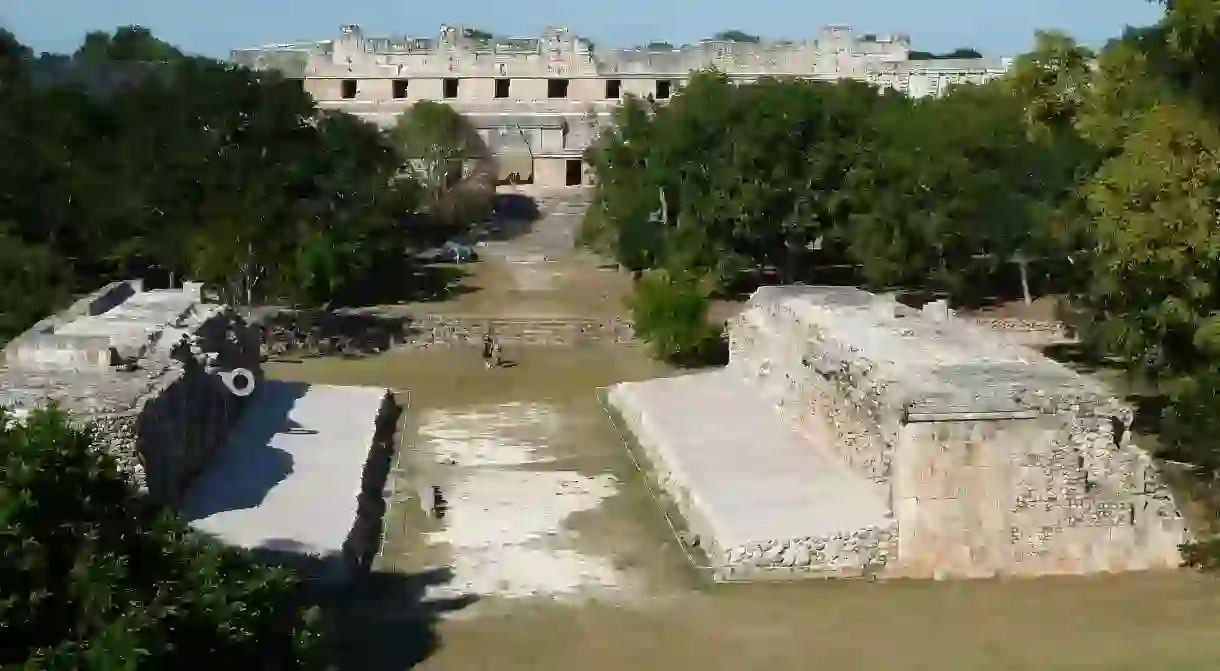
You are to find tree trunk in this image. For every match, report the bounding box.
[658,186,668,226]
[1015,255,1033,306]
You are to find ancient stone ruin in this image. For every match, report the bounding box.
[0,279,402,583]
[1,279,262,506]
[608,286,1188,580]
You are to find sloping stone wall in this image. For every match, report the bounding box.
[91,308,263,506]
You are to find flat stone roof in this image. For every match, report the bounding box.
[609,370,890,551]
[183,382,386,563]
[53,289,213,355]
[0,284,214,416]
[742,286,1118,416]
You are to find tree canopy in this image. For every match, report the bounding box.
[712,30,760,43]
[0,407,321,667]
[0,26,483,342]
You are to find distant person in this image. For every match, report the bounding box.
[490,338,503,368]
[482,332,494,368]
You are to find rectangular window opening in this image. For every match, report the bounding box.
[548,78,570,99]
[495,78,511,99]
[655,79,672,99]
[565,159,583,186]
[392,79,409,99]
[443,77,459,99]
[605,79,621,99]
[341,79,358,99]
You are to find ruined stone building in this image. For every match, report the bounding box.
[0,280,262,506]
[231,24,1012,188]
[609,286,1187,580]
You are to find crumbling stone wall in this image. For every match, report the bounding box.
[95,307,262,506]
[893,413,1184,578]
[3,294,262,508]
[725,286,1188,579]
[970,317,1076,348]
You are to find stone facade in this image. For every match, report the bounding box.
[231,24,1012,187]
[726,286,1187,579]
[0,280,262,507]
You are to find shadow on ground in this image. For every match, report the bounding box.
[320,566,478,670]
[478,193,541,241]
[338,261,478,306]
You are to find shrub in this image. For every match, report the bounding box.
[0,407,322,669]
[628,268,723,366]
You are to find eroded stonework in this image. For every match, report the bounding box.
[610,285,1188,581]
[1,280,262,506]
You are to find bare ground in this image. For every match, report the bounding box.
[266,190,1220,670]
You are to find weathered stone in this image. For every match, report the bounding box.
[611,285,1188,582]
[1,280,262,507]
[233,26,1012,188]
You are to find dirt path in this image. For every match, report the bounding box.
[266,189,1220,671]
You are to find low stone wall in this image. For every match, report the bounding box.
[970,317,1077,348]
[402,314,634,347]
[341,389,402,580]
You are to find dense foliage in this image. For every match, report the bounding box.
[628,269,722,365]
[584,1,1220,559]
[0,27,488,341]
[582,70,1086,303]
[0,407,321,668]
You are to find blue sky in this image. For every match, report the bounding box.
[2,0,1164,59]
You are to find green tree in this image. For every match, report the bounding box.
[391,101,492,226]
[628,269,721,365]
[0,407,321,667]
[0,226,71,342]
[73,25,185,64]
[712,30,760,42]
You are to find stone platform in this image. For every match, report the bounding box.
[610,285,1188,581]
[608,370,893,580]
[183,381,400,584]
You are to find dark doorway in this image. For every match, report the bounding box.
[392,79,408,99]
[655,79,672,99]
[341,79,358,99]
[495,78,510,98]
[605,78,621,99]
[548,78,570,98]
[565,159,583,186]
[443,78,459,99]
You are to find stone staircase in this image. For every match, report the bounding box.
[400,314,635,348]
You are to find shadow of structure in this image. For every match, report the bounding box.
[319,566,479,670]
[479,192,541,241]
[181,380,311,521]
[336,257,478,307]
